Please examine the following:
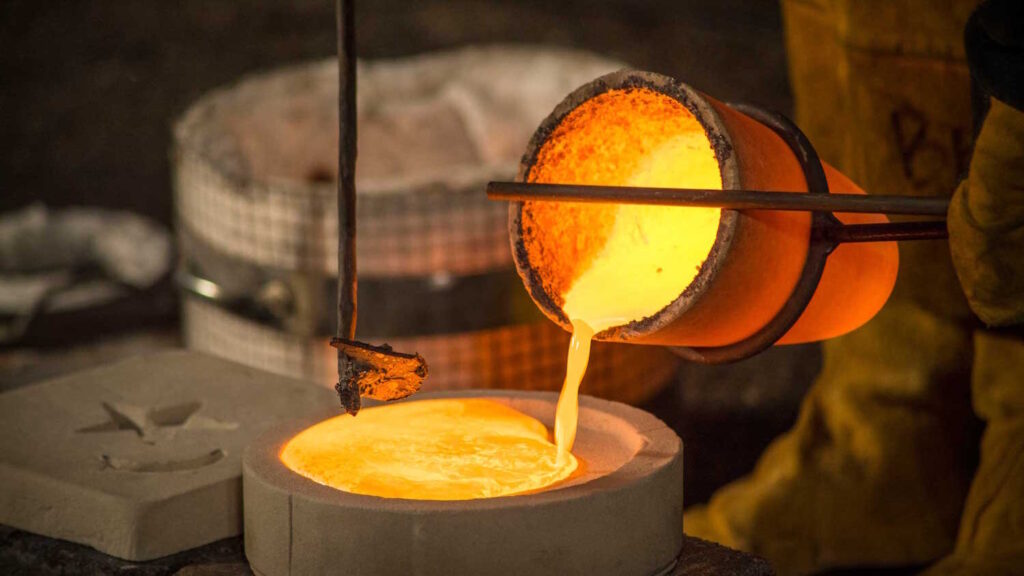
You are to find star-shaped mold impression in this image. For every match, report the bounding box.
[77,400,239,445]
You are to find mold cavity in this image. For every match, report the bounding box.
[77,401,236,443]
[101,449,226,473]
[149,401,202,427]
[77,403,146,436]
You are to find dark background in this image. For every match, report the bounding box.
[0,0,791,226]
[0,0,814,506]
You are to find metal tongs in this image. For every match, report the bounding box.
[486,182,949,244]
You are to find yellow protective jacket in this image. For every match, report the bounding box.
[949,100,1024,326]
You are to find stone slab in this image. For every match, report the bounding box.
[0,350,337,561]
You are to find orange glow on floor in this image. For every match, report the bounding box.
[281,398,577,500]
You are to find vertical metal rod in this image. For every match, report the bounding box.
[336,0,357,340]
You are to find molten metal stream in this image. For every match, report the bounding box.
[554,319,594,457]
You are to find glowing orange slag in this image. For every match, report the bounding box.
[281,398,578,500]
[523,87,724,453]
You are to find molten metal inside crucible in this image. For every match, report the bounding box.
[522,87,724,332]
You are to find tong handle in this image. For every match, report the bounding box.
[486,181,950,217]
[823,221,948,244]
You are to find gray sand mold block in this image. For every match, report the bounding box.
[0,350,337,561]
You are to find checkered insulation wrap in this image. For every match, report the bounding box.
[184,298,679,404]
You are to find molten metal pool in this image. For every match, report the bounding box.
[243,391,683,576]
[280,398,578,500]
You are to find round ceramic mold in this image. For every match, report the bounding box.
[243,390,683,576]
